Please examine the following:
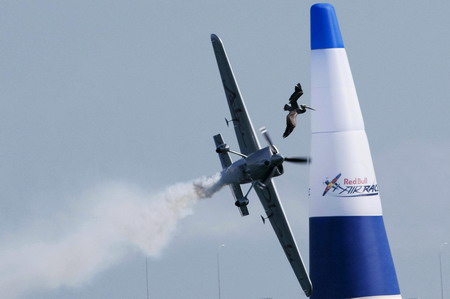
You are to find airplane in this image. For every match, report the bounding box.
[322,173,344,196]
[210,33,313,297]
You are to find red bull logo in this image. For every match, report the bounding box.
[343,177,367,185]
[323,173,378,198]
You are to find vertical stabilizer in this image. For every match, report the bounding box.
[309,4,401,298]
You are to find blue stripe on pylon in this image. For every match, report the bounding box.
[309,216,400,298]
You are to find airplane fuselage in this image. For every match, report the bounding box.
[219,146,283,186]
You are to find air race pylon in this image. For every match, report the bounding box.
[308,4,401,299]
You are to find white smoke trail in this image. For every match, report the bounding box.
[0,174,223,299]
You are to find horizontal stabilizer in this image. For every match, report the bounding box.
[213,134,249,216]
[214,134,233,169]
[229,184,249,216]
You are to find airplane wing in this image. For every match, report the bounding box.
[211,34,312,297]
[211,34,260,156]
[255,182,312,297]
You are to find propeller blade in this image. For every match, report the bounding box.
[284,157,310,163]
[257,166,278,189]
[265,166,278,184]
[260,127,278,154]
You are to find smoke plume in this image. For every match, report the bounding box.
[0,174,222,298]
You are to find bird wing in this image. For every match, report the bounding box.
[288,84,304,104]
[283,111,298,138]
[287,111,298,127]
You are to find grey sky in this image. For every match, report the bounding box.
[0,1,449,298]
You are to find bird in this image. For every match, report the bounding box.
[282,83,315,138]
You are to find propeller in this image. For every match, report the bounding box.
[284,157,309,163]
[260,127,278,154]
[260,127,309,164]
[257,127,310,189]
[257,166,279,189]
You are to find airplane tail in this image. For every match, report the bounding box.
[212,134,249,216]
[308,4,401,298]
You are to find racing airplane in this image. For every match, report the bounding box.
[210,34,313,297]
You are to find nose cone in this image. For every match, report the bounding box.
[311,3,344,50]
[271,154,284,166]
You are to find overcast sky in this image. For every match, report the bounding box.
[0,1,449,298]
